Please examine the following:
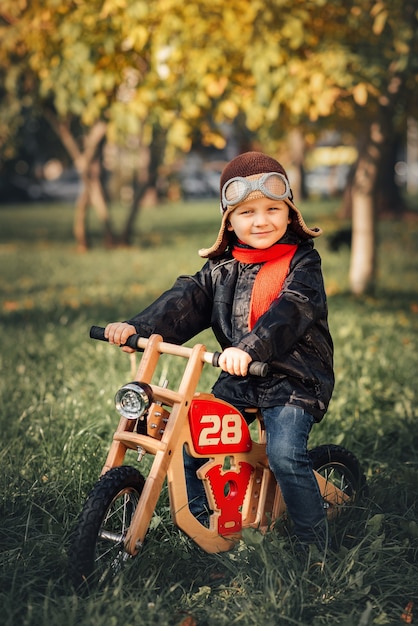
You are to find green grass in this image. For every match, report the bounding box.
[0,199,417,625]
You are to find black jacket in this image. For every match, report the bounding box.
[127,235,334,422]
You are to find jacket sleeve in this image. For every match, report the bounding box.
[126,263,213,344]
[235,247,328,362]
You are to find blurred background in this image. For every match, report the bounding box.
[1,0,417,293]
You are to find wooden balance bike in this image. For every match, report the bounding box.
[69,326,365,588]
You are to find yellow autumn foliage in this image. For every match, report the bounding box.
[0,0,415,154]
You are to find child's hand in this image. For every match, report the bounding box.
[105,322,137,353]
[218,347,252,377]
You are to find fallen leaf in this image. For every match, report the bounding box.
[178,616,197,626]
[401,601,414,624]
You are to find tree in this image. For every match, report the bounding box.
[244,0,418,294]
[343,1,417,293]
[0,1,172,249]
[1,3,141,248]
[151,0,417,293]
[0,1,258,248]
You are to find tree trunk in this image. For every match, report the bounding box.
[44,112,115,249]
[376,132,406,215]
[87,158,114,248]
[406,117,418,195]
[349,123,382,295]
[340,165,355,219]
[349,162,376,295]
[120,124,166,246]
[287,129,307,201]
[349,64,405,296]
[73,185,89,251]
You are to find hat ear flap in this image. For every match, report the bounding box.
[287,205,322,240]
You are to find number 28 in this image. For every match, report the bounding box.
[198,414,242,447]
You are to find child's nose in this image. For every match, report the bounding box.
[253,212,267,225]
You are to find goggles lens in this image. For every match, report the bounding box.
[222,172,291,209]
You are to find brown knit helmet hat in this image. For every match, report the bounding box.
[198,151,322,259]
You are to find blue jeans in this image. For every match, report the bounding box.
[262,405,328,549]
[184,405,327,548]
[183,448,210,524]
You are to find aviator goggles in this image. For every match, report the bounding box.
[221,172,292,210]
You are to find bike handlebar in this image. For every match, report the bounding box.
[210,351,268,377]
[89,326,269,377]
[90,325,142,350]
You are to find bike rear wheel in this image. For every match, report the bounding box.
[309,444,366,515]
[69,465,145,589]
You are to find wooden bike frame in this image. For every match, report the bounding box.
[99,334,348,556]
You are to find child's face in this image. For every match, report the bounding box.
[227,196,291,249]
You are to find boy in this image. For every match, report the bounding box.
[105,151,334,551]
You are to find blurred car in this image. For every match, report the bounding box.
[0,168,82,203]
[41,169,81,201]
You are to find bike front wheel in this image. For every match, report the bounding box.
[69,465,145,589]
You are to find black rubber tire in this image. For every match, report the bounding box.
[68,465,145,589]
[309,444,366,514]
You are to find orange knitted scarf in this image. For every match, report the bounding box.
[232,242,297,330]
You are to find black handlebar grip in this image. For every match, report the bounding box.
[89,326,142,351]
[90,325,107,341]
[212,351,269,377]
[124,334,142,350]
[212,351,221,366]
[248,361,269,377]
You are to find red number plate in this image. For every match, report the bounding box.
[189,398,252,455]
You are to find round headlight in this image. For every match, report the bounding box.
[114,382,153,420]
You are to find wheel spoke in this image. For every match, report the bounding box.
[94,488,140,576]
[69,466,145,588]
